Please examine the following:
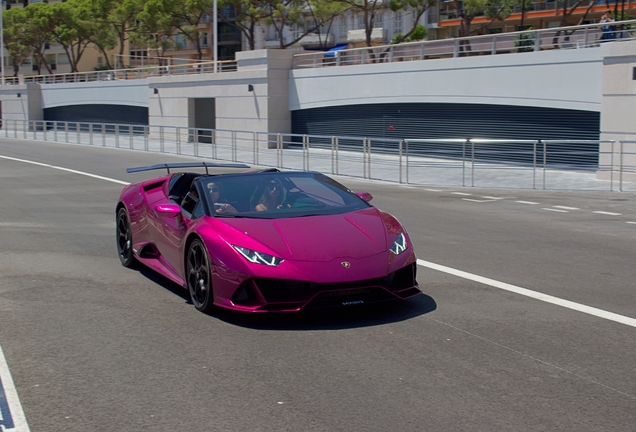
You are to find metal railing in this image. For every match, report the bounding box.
[2,59,238,85]
[293,19,636,69]
[1,120,634,192]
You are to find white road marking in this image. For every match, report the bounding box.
[462,198,497,203]
[553,206,580,211]
[593,211,622,216]
[0,155,130,186]
[424,189,444,192]
[627,222,636,225]
[516,201,539,205]
[416,259,636,328]
[0,345,31,432]
[542,208,568,213]
[452,192,472,196]
[481,196,504,200]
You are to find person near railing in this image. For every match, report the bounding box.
[600,10,617,41]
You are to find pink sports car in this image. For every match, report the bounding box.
[116,162,420,313]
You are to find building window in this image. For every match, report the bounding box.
[58,54,69,65]
[374,12,383,29]
[358,14,365,30]
[201,32,209,47]
[395,11,403,34]
[339,17,347,38]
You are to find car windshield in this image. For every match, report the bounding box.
[199,172,370,219]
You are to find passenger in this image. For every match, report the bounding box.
[255,178,288,211]
[207,182,237,214]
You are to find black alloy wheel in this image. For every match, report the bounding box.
[116,207,136,267]
[187,239,214,312]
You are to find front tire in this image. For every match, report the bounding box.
[116,207,136,268]
[186,239,214,313]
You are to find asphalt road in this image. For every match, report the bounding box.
[1,139,635,432]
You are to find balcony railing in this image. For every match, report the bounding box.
[293,19,636,69]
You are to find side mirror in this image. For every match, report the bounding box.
[155,204,181,216]
[355,192,373,202]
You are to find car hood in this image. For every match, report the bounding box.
[219,208,389,262]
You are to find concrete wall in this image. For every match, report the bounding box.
[599,40,636,182]
[289,48,603,113]
[148,49,294,135]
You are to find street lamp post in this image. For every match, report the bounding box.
[213,0,217,73]
[1,0,5,86]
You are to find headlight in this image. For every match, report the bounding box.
[232,245,284,266]
[390,233,407,255]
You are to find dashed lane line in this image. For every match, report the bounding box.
[416,259,636,329]
[593,211,623,216]
[451,192,472,196]
[516,201,540,205]
[553,206,580,211]
[542,208,569,213]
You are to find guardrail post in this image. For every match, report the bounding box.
[43,122,47,141]
[454,40,459,58]
[388,47,394,62]
[232,130,237,161]
[194,129,199,157]
[406,139,409,184]
[399,139,403,184]
[542,140,547,189]
[177,128,181,154]
[533,140,538,189]
[54,121,58,141]
[76,122,80,143]
[144,126,149,151]
[610,140,614,192]
[129,125,133,149]
[462,139,466,187]
[277,133,282,168]
[253,131,258,165]
[33,121,36,139]
[65,122,69,142]
[303,134,309,171]
[23,120,27,139]
[620,140,624,192]
[102,124,106,147]
[160,126,165,153]
[89,123,93,145]
[471,139,475,187]
[492,37,497,55]
[534,32,540,51]
[115,124,120,148]
[212,129,217,159]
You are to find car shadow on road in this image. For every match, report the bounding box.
[212,294,437,331]
[136,267,436,330]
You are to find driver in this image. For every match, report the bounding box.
[207,182,237,214]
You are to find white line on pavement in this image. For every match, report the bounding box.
[542,208,568,213]
[0,155,130,186]
[416,259,636,328]
[462,198,497,203]
[0,345,31,432]
[627,222,636,225]
[424,189,444,192]
[516,201,539,205]
[553,206,580,210]
[593,211,622,216]
[481,196,504,200]
[451,192,472,196]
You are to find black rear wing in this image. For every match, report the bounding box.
[126,162,251,174]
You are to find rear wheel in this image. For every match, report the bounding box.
[186,239,214,312]
[116,207,136,267]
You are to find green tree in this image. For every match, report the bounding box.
[219,0,270,50]
[49,0,95,72]
[140,0,215,60]
[449,0,515,54]
[387,0,436,45]
[2,8,34,76]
